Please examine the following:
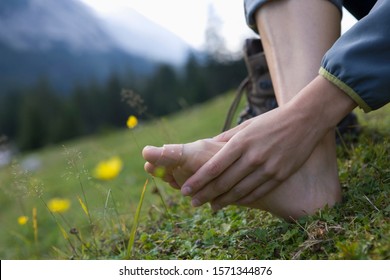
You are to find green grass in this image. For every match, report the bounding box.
[0,93,232,259]
[0,93,389,260]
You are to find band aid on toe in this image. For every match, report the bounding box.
[155,144,183,166]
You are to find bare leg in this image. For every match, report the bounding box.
[256,0,341,104]
[232,0,342,218]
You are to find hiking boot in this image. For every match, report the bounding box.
[239,38,277,123]
[222,38,276,131]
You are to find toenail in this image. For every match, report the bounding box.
[181,185,192,196]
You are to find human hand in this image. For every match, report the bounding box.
[143,76,356,212]
[181,103,326,211]
[142,103,324,211]
[180,75,358,211]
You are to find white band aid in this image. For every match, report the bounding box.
[155,144,183,166]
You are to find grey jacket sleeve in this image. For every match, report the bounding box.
[320,0,390,112]
[244,0,343,32]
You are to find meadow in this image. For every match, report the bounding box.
[0,92,389,259]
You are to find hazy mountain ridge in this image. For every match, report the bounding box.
[0,0,114,52]
[100,7,191,64]
[0,0,192,94]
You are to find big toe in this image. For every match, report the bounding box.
[142,146,163,163]
[142,144,183,167]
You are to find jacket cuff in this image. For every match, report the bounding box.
[319,67,372,113]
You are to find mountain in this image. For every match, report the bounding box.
[99,7,190,65]
[0,0,114,53]
[0,0,192,94]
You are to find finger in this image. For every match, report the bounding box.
[210,166,273,210]
[189,156,256,207]
[235,178,281,206]
[213,119,252,142]
[211,173,280,211]
[181,140,242,197]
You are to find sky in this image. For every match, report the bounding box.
[79,0,357,52]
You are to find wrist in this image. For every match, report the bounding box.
[288,75,357,132]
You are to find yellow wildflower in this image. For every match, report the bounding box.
[93,156,123,180]
[48,198,71,213]
[17,215,29,225]
[154,166,166,178]
[127,115,138,129]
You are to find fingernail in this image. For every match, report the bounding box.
[192,198,201,207]
[181,185,192,196]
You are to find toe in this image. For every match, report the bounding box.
[142,146,163,163]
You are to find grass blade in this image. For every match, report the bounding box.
[77,195,89,218]
[32,207,38,245]
[126,179,148,259]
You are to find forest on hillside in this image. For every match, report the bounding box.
[0,54,246,152]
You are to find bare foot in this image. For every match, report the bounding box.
[143,140,224,188]
[142,135,341,220]
[235,131,341,220]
